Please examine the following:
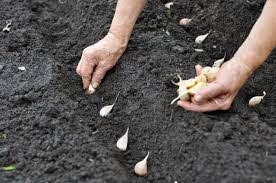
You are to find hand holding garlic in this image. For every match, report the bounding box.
[177,58,254,112]
[76,32,126,92]
[171,60,221,105]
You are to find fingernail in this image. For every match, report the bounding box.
[194,95,203,102]
[92,82,99,89]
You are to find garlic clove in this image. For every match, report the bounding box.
[249,91,266,107]
[188,82,208,95]
[165,2,173,9]
[99,92,120,117]
[184,78,196,88]
[194,48,204,52]
[213,52,226,68]
[18,66,26,71]
[195,30,211,44]
[202,66,212,75]
[116,127,129,151]
[205,67,220,82]
[179,90,190,101]
[195,74,207,83]
[134,152,149,176]
[85,84,96,95]
[179,18,192,26]
[99,105,114,117]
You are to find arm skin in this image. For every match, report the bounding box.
[178,0,276,112]
[77,0,147,90]
[109,0,148,46]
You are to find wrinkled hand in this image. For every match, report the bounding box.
[76,32,127,90]
[177,59,252,112]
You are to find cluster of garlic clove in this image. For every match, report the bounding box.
[171,61,223,104]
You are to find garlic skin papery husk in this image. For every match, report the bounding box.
[249,91,266,107]
[116,128,129,151]
[134,152,150,176]
[195,30,211,44]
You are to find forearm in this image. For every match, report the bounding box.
[233,0,276,73]
[108,0,147,46]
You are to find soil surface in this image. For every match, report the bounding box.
[1,0,276,182]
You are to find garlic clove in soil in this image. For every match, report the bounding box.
[18,66,26,71]
[116,127,129,151]
[195,30,211,44]
[249,91,266,107]
[85,84,96,95]
[2,20,12,32]
[194,48,204,52]
[134,152,149,176]
[165,2,173,9]
[99,92,120,117]
[212,53,226,68]
[179,18,192,26]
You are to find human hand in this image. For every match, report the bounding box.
[76,32,127,91]
[177,59,252,112]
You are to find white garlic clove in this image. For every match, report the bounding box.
[18,66,26,71]
[134,152,149,176]
[195,30,211,44]
[194,48,204,52]
[213,53,226,68]
[179,18,192,26]
[205,67,220,82]
[116,127,129,151]
[202,66,212,75]
[2,20,12,32]
[165,2,173,9]
[188,82,208,95]
[99,105,114,117]
[85,84,96,95]
[99,92,120,117]
[249,91,266,107]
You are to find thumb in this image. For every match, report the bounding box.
[91,65,108,89]
[195,64,203,76]
[194,82,226,103]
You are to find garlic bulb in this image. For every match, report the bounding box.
[195,30,211,44]
[179,18,192,26]
[99,92,120,117]
[116,127,129,151]
[249,91,266,107]
[213,53,226,68]
[134,152,149,176]
[85,84,96,95]
[165,2,173,9]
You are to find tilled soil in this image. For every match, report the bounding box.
[1,0,276,182]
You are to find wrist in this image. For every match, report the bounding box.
[107,30,129,49]
[106,31,128,52]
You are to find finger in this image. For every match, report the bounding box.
[177,99,219,112]
[194,82,226,103]
[195,64,203,76]
[91,65,108,89]
[78,56,95,90]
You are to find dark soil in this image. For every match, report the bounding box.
[1,0,276,182]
